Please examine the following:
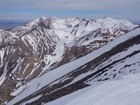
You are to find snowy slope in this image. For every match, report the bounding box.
[10,17,139,74]
[0,16,137,83]
[0,17,139,104]
[7,27,140,105]
[47,73,140,105]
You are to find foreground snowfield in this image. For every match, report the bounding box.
[47,73,140,105]
[6,27,140,105]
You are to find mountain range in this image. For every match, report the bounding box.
[0,16,140,105]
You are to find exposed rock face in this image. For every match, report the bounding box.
[0,17,139,104]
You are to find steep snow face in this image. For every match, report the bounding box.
[47,73,140,105]
[11,17,139,53]
[7,28,140,105]
[16,17,138,39]
[37,17,139,68]
[9,17,138,75]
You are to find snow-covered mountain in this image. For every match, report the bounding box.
[6,27,140,105]
[0,16,139,105]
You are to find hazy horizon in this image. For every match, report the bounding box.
[0,0,139,20]
[0,17,139,22]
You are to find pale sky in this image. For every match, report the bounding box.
[0,0,139,20]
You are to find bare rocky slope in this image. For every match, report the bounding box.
[0,17,139,105]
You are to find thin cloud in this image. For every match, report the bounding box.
[0,0,139,20]
[0,0,138,10]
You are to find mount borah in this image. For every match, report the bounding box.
[0,17,139,105]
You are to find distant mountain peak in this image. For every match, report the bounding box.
[103,16,114,20]
[0,16,139,105]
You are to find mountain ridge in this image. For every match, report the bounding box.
[0,16,139,105]
[7,27,140,105]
